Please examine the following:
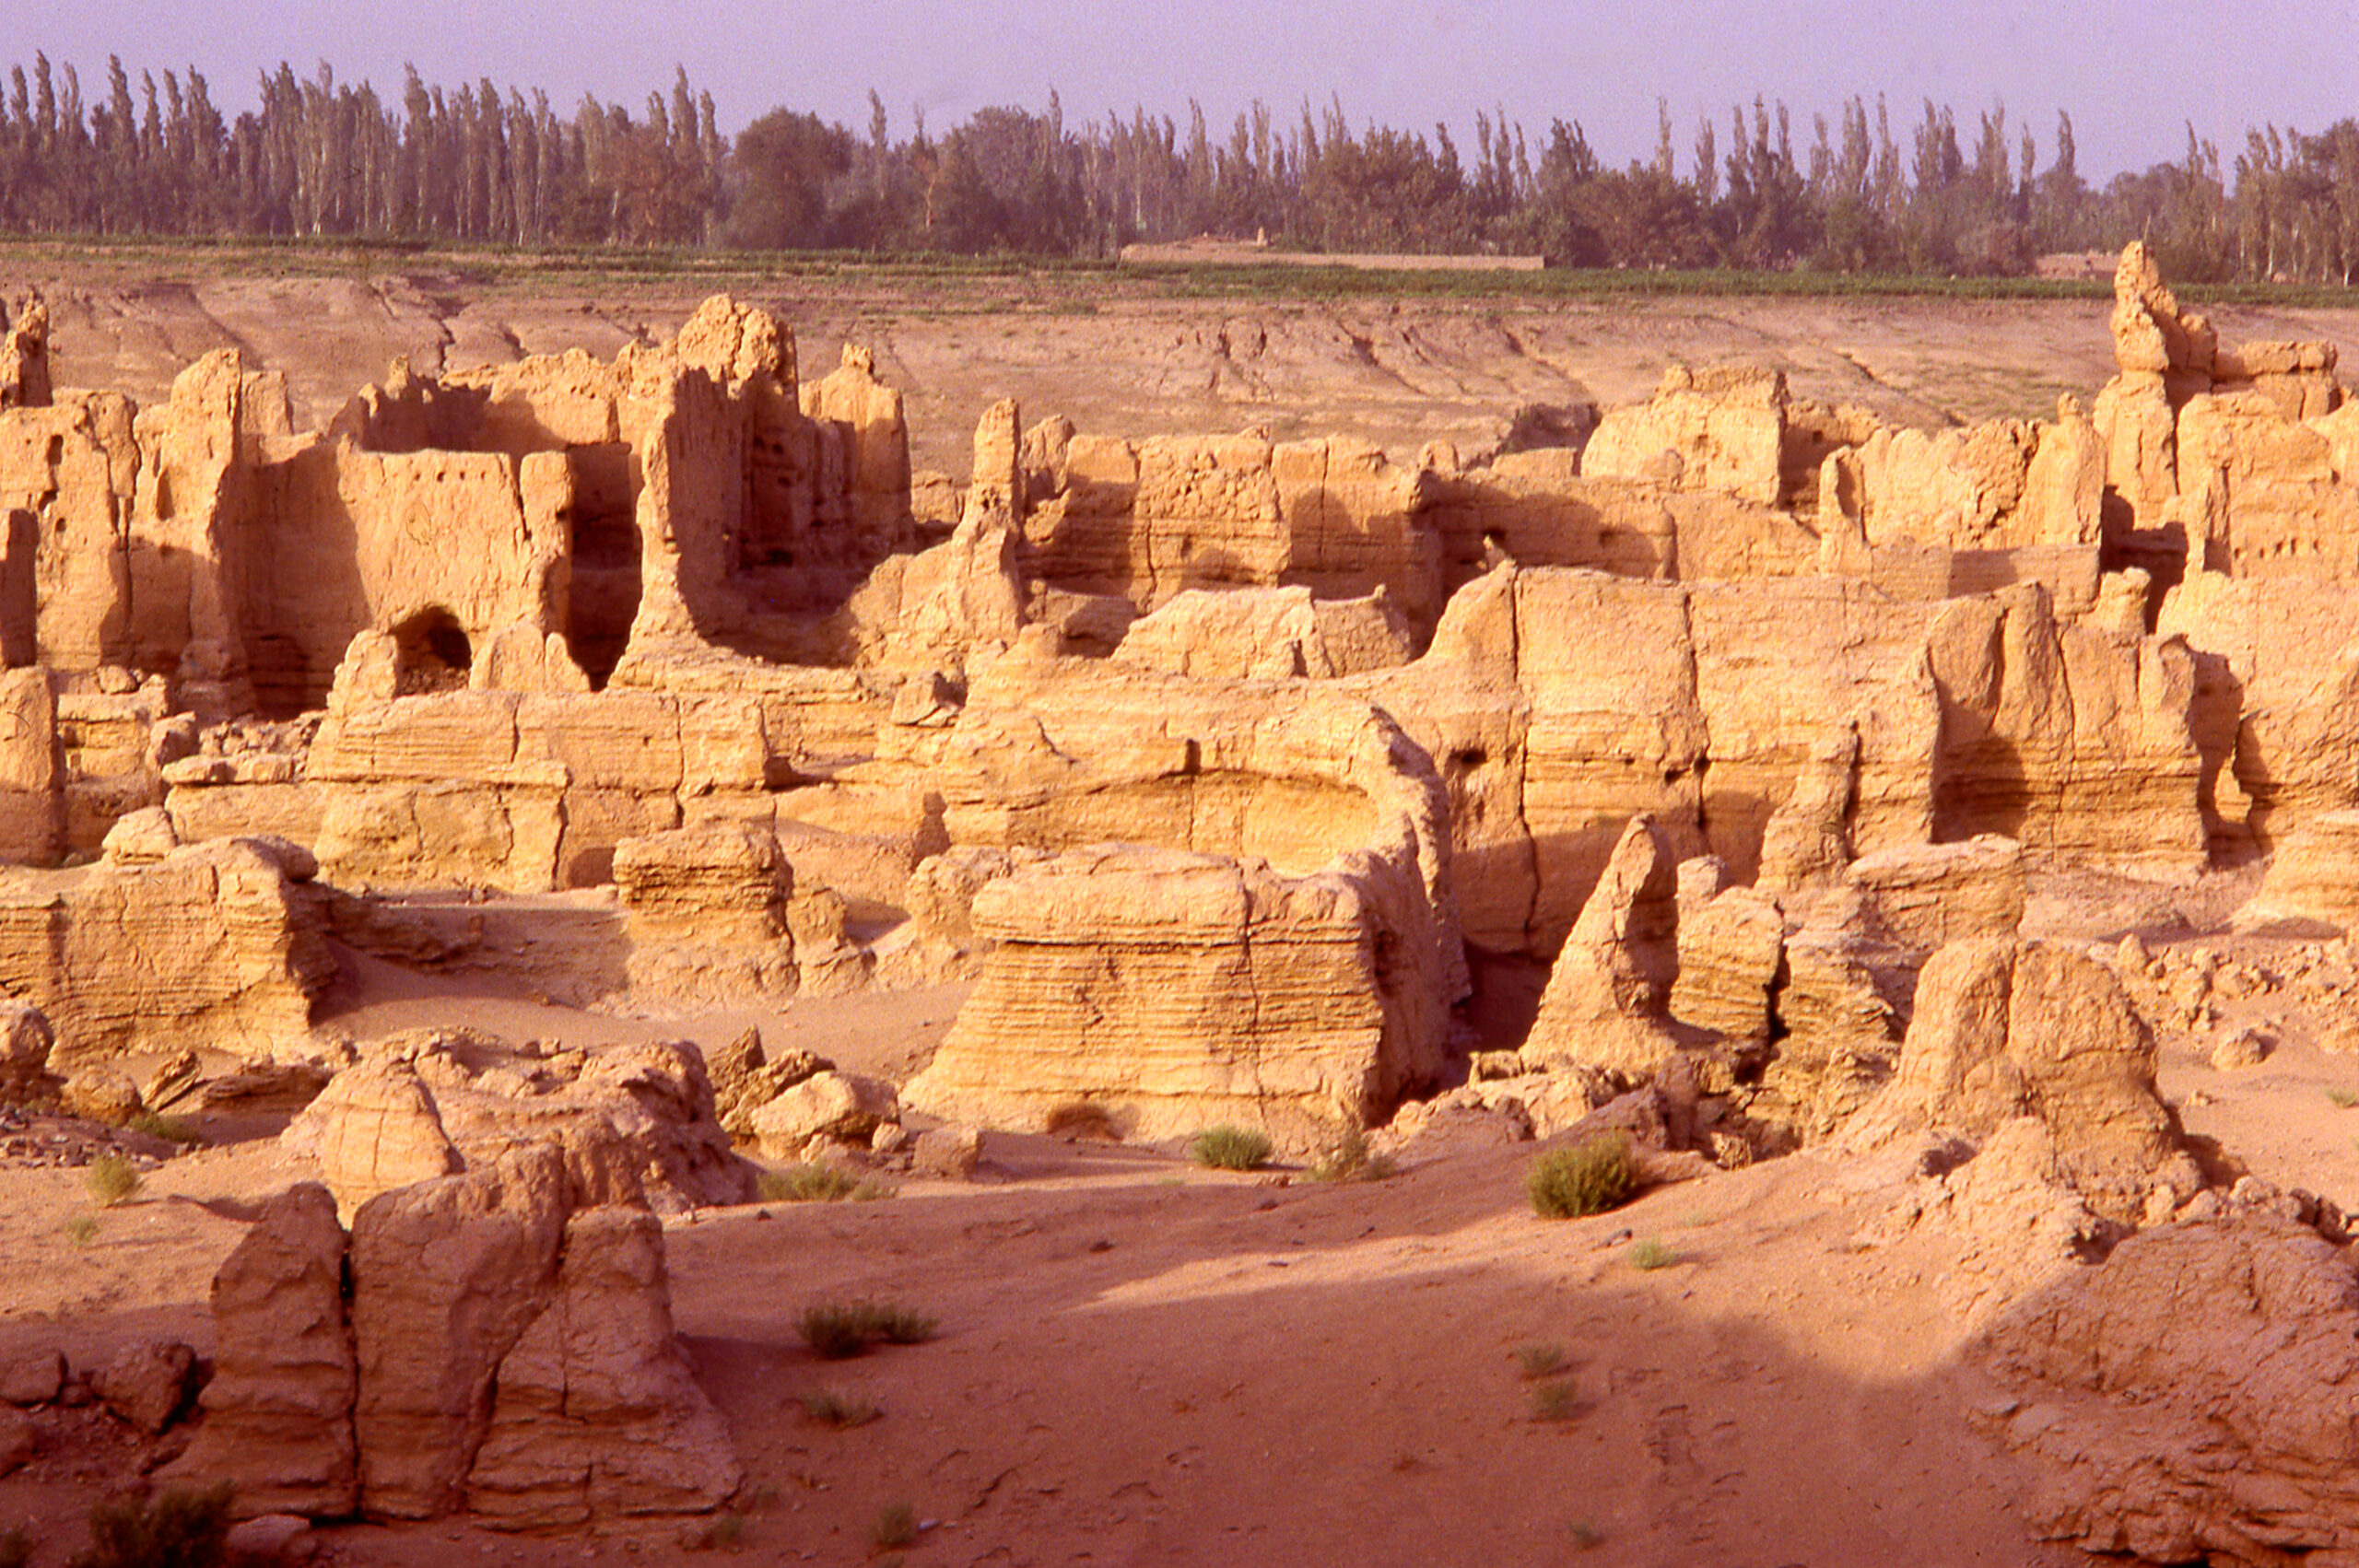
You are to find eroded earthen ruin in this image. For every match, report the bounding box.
[9,242,2359,1558]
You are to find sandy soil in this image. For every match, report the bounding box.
[2,256,2356,1564]
[0,979,2076,1568]
[5,865,2354,1564]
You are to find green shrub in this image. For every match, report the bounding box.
[870,1500,919,1550]
[1515,1341,1566,1380]
[1629,1237,1679,1271]
[67,1482,233,1568]
[65,1214,99,1246]
[1308,1124,1396,1183]
[864,1303,938,1346]
[83,1154,142,1209]
[1529,1378,1583,1423]
[801,1387,880,1428]
[797,1301,938,1360]
[798,1304,871,1360]
[2330,1088,2359,1109]
[129,1112,203,1146]
[1189,1125,1273,1171]
[757,1164,893,1204]
[684,1510,746,1551]
[1526,1134,1637,1219]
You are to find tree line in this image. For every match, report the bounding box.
[4,53,2359,284]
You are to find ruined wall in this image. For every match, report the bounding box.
[1016,427,1442,629]
[898,653,1463,1140]
[0,298,51,409]
[242,442,569,713]
[908,845,1431,1146]
[801,345,913,546]
[3,296,912,729]
[0,394,138,675]
[2157,573,2359,852]
[2172,392,2359,580]
[286,622,902,893]
[1366,568,1935,954]
[1111,584,1414,680]
[1583,363,1788,505]
[1923,584,2205,876]
[2088,240,2353,591]
[0,837,330,1065]
[0,667,59,863]
[1367,563,2207,961]
[1686,577,1951,882]
[0,250,2342,1077]
[1839,401,2105,554]
[1421,453,1679,589]
[307,685,710,894]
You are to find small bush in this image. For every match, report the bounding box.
[68,1482,233,1568]
[83,1154,142,1209]
[1629,1237,1678,1271]
[1526,1134,1637,1219]
[1529,1378,1583,1424]
[798,1300,938,1360]
[799,1304,872,1361]
[1308,1124,1396,1183]
[1189,1124,1273,1171]
[684,1510,747,1551]
[65,1214,99,1246]
[1567,1521,1606,1551]
[1515,1341,1566,1379]
[865,1303,938,1345]
[802,1387,879,1428]
[1042,1100,1120,1141]
[128,1112,202,1146]
[2330,1088,2359,1109]
[757,1164,893,1204]
[870,1500,919,1551]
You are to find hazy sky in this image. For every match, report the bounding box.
[6,1,2356,183]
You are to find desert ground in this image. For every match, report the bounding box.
[19,245,2359,473]
[0,248,2356,1568]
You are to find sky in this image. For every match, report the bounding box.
[6,1,2357,184]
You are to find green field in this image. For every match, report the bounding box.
[12,233,2358,310]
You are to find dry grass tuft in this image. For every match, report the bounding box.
[1526,1134,1636,1219]
[1043,1101,1120,1141]
[1189,1124,1273,1171]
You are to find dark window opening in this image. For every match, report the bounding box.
[391,606,473,696]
